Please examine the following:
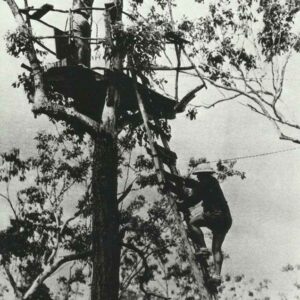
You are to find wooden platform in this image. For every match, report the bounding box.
[43,65,177,122]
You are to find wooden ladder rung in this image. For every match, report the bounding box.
[148,122,171,141]
[156,143,177,165]
[30,4,54,20]
[165,31,190,45]
[164,171,184,185]
[147,143,177,166]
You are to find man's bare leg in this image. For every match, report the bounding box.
[212,232,226,276]
[189,214,207,250]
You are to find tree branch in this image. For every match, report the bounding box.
[0,193,18,220]
[192,93,242,109]
[23,251,91,299]
[4,0,99,136]
[204,76,283,136]
[118,181,134,204]
[2,261,22,299]
[33,103,99,136]
[174,84,205,112]
[242,102,300,130]
[121,242,170,300]
[280,134,300,144]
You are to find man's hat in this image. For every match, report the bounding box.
[192,163,215,174]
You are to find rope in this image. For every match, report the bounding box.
[208,147,300,164]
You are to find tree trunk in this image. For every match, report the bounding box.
[91,127,120,300]
[91,2,123,300]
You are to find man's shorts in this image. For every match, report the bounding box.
[203,210,232,234]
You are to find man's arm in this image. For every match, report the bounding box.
[176,179,202,210]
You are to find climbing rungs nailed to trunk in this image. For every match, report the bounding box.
[165,31,190,45]
[148,122,171,140]
[146,143,177,166]
[164,171,184,185]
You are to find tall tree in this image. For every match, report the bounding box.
[90,1,123,299]
[4,0,123,299]
[4,0,277,299]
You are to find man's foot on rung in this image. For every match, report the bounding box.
[195,247,211,259]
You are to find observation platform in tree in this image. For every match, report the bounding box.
[43,64,178,123]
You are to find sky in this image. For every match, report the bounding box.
[0,0,300,299]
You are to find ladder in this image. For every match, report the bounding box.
[131,72,218,299]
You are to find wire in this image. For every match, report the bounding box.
[208,147,300,164]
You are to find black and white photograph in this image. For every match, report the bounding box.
[0,0,300,299]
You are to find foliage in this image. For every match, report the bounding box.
[176,0,300,144]
[0,124,246,299]
[6,26,32,58]
[111,19,165,75]
[6,26,47,59]
[0,130,92,299]
[188,157,246,181]
[3,0,299,298]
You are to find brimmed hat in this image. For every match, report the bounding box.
[192,163,215,174]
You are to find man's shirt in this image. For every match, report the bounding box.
[183,176,230,213]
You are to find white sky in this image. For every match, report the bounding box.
[0,0,300,298]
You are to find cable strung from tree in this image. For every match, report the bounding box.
[209,147,300,164]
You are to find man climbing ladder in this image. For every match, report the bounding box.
[177,163,232,286]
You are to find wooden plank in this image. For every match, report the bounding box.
[30,4,53,20]
[92,65,194,71]
[146,143,177,167]
[54,28,70,60]
[155,143,177,165]
[118,112,143,129]
[148,122,171,141]
[164,171,184,185]
[165,31,190,45]
[174,84,205,113]
[106,70,177,120]
[43,65,106,122]
[43,58,68,73]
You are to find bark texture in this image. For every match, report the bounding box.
[91,1,123,299]
[91,129,120,300]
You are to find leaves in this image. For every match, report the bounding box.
[5,26,32,58]
[258,1,297,61]
[111,19,165,75]
[0,130,92,298]
[0,148,29,182]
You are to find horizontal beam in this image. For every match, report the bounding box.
[34,35,105,42]
[19,6,105,15]
[92,65,194,72]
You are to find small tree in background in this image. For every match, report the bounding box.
[0,130,92,300]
